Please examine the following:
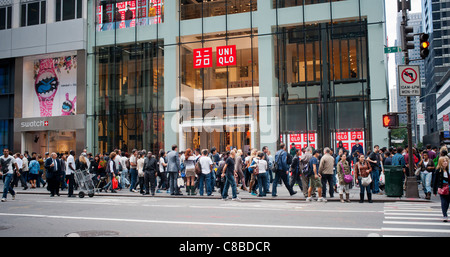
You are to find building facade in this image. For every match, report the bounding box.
[422,0,450,136]
[86,0,389,155]
[0,0,87,154]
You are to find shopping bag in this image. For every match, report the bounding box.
[379,173,385,186]
[112,177,118,190]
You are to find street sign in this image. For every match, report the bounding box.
[444,115,450,138]
[385,46,402,54]
[398,65,421,96]
[417,113,425,125]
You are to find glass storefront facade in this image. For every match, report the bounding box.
[276,20,371,150]
[87,0,389,154]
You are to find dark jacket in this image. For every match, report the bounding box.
[44,158,62,179]
[433,168,449,195]
[290,156,300,173]
[143,157,158,174]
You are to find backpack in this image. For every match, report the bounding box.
[302,161,313,177]
[274,151,284,172]
[287,153,293,165]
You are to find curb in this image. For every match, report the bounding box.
[15,190,433,203]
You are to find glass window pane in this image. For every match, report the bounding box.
[41,1,46,24]
[63,0,75,20]
[77,0,82,18]
[21,4,27,26]
[27,2,40,26]
[56,0,61,21]
[0,8,5,30]
[7,7,11,29]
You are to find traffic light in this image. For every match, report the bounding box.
[383,114,399,128]
[420,33,430,59]
[403,26,415,51]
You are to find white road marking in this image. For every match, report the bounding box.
[0,212,383,233]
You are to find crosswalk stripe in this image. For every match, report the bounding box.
[383,220,450,226]
[381,202,450,236]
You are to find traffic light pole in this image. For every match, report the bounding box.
[401,0,420,198]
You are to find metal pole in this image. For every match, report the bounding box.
[401,0,419,198]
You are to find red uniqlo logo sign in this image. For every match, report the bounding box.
[350,131,363,141]
[216,45,236,67]
[289,134,302,143]
[336,132,348,141]
[193,48,213,69]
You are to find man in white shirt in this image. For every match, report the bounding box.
[66,150,76,197]
[120,153,130,188]
[14,153,28,190]
[1,148,19,202]
[22,154,29,186]
[198,149,214,196]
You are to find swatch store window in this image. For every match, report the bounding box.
[276,19,370,152]
[93,42,164,155]
[179,30,259,152]
[15,51,86,155]
[96,0,164,31]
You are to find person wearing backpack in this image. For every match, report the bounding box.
[272,143,297,197]
[306,150,326,202]
[289,148,302,192]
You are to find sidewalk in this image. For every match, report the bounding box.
[6,181,435,203]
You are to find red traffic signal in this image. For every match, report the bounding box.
[383,114,399,128]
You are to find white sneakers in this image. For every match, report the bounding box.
[1,195,16,202]
[306,197,327,202]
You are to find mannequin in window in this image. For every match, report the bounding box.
[113,7,122,29]
[125,5,133,28]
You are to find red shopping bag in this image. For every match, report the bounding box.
[112,177,118,190]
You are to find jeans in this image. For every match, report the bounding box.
[440,194,450,218]
[168,172,179,195]
[37,170,45,187]
[129,168,137,191]
[420,172,432,194]
[198,172,212,196]
[272,170,295,196]
[2,173,15,199]
[371,168,380,194]
[258,173,268,196]
[222,173,237,199]
[358,178,372,196]
[321,174,335,198]
[121,168,130,187]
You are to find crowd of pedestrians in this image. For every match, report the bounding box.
[1,142,450,222]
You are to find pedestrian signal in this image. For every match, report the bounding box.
[383,114,399,128]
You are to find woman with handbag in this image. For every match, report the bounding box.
[433,156,450,222]
[355,154,373,203]
[337,153,352,203]
[184,149,197,195]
